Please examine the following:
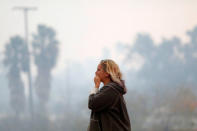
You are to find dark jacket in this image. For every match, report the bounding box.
[88,82,131,131]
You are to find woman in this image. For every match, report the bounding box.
[88,59,131,131]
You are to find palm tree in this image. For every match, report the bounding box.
[32,24,59,114]
[3,36,28,116]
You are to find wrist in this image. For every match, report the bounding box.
[95,85,99,88]
[95,83,100,88]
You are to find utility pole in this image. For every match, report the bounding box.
[13,6,37,120]
[66,59,71,130]
[65,59,70,112]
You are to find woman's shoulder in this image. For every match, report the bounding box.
[100,82,121,95]
[100,82,116,90]
[105,82,125,95]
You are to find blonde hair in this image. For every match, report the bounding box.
[100,59,127,93]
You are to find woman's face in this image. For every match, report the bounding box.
[95,64,108,82]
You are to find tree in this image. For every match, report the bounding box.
[3,36,28,116]
[32,24,59,113]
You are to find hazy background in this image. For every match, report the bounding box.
[0,0,197,131]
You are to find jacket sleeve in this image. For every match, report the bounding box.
[88,86,118,112]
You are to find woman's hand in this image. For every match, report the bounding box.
[94,75,101,88]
